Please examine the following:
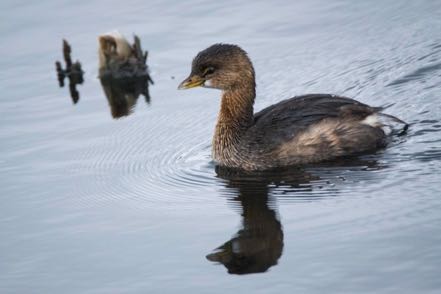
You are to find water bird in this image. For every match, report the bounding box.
[179,44,408,171]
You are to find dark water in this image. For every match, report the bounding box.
[1,0,441,293]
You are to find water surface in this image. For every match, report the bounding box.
[1,0,441,293]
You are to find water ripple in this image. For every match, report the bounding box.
[67,109,220,209]
[65,110,441,211]
[387,62,441,87]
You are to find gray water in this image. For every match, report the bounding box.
[1,0,441,293]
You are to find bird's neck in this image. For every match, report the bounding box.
[213,84,255,164]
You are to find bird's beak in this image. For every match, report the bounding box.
[178,75,204,90]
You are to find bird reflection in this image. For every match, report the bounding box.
[207,166,316,275]
[206,176,284,275]
[209,158,382,275]
[98,32,153,118]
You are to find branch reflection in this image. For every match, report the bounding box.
[100,75,151,118]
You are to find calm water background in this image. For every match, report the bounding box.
[1,0,441,293]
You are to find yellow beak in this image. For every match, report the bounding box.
[178,75,204,90]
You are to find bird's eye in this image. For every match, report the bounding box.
[203,67,215,76]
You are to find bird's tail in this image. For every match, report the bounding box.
[362,112,408,136]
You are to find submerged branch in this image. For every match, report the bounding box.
[55,39,84,104]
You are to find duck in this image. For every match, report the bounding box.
[179,44,407,171]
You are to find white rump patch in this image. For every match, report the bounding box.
[361,113,407,135]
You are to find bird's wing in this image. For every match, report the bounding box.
[248,94,378,150]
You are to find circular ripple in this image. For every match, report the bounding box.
[66,108,441,211]
[67,106,222,209]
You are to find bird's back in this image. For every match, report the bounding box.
[237,94,404,169]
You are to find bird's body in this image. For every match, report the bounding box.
[179,44,407,171]
[213,93,394,170]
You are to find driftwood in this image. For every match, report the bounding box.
[99,35,153,83]
[55,34,153,117]
[55,40,84,104]
[99,34,153,118]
